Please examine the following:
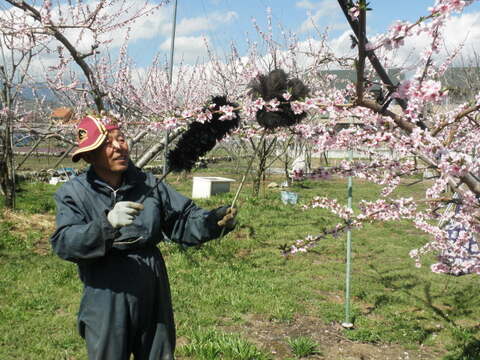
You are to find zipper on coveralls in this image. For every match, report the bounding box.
[104,184,119,208]
[106,184,143,245]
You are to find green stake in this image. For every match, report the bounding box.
[342,147,354,329]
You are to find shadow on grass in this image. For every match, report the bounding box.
[367,264,480,358]
[444,327,480,360]
[368,264,455,325]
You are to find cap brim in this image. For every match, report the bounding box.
[71,132,107,162]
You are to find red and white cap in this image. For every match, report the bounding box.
[71,115,120,162]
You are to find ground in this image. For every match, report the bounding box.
[0,209,454,359]
[215,314,441,360]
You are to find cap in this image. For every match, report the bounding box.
[71,115,120,162]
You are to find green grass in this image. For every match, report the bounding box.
[1,166,480,359]
[177,329,271,360]
[15,182,58,214]
[287,336,321,358]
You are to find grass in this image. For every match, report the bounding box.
[287,336,321,358]
[1,164,480,359]
[177,329,271,360]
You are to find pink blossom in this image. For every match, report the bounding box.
[430,0,468,16]
[348,5,360,20]
[163,117,178,130]
[420,80,444,101]
[267,98,280,111]
[290,101,305,115]
[219,105,237,120]
[253,98,266,110]
[196,110,212,124]
[393,80,411,99]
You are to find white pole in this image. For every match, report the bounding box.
[163,0,178,175]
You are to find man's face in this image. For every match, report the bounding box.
[87,129,129,175]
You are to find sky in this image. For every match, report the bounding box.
[122,0,480,68]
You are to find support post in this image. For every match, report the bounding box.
[342,141,354,329]
[163,0,178,175]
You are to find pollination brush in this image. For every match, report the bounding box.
[139,95,240,203]
[226,69,310,211]
[249,68,309,129]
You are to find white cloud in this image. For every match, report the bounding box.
[328,30,356,59]
[160,36,211,64]
[322,11,480,70]
[97,6,172,48]
[105,7,238,45]
[296,0,347,33]
[296,0,317,10]
[177,11,238,35]
[152,11,238,64]
[382,11,480,68]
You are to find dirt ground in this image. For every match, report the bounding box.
[219,314,442,360]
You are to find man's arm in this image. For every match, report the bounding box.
[50,188,118,262]
[158,182,235,246]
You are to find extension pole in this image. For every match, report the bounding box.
[228,146,258,210]
[217,132,267,239]
[342,147,354,329]
[138,171,170,204]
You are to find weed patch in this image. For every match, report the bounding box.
[287,336,322,358]
[177,329,271,360]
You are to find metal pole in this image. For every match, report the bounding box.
[52,143,76,169]
[163,0,178,175]
[342,145,354,329]
[16,135,45,170]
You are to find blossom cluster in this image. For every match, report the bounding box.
[429,0,472,16]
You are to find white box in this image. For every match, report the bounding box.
[192,176,236,199]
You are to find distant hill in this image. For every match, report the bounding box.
[21,84,58,102]
[318,68,405,89]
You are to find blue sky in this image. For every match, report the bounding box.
[122,0,480,67]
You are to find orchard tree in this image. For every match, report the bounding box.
[0,0,167,208]
[180,0,480,275]
[281,0,480,275]
[6,0,167,112]
[0,4,47,207]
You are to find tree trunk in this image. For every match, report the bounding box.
[1,112,16,208]
[252,138,268,197]
[134,128,184,169]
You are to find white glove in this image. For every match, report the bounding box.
[107,201,144,229]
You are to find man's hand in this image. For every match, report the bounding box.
[217,207,237,229]
[107,201,144,229]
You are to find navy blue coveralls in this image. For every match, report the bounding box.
[50,164,231,360]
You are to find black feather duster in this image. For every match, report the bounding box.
[139,96,240,204]
[166,96,240,173]
[248,69,309,129]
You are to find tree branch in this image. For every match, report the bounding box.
[7,0,105,111]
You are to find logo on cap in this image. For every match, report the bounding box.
[78,128,88,144]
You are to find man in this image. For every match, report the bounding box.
[50,115,236,360]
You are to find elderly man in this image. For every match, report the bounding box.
[50,115,236,360]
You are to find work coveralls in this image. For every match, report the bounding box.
[50,164,230,360]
